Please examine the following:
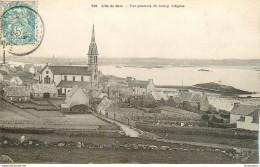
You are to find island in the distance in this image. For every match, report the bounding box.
[193,82,254,95]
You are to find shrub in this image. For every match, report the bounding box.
[70,104,89,114]
[201,114,210,121]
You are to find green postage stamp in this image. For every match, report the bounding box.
[0,0,36,45]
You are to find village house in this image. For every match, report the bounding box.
[179,91,193,102]
[127,77,155,95]
[38,26,100,95]
[167,96,183,108]
[9,76,23,86]
[237,109,260,131]
[31,83,58,99]
[200,92,209,111]
[0,64,12,74]
[3,86,30,102]
[13,65,23,72]
[230,103,260,124]
[97,97,119,116]
[65,85,89,107]
[24,64,42,74]
[183,100,199,110]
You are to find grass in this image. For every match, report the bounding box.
[136,124,258,149]
[0,131,256,164]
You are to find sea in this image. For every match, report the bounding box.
[99,65,260,96]
[8,61,260,111]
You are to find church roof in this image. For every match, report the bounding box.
[57,80,90,88]
[41,65,91,76]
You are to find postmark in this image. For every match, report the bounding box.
[0,0,44,56]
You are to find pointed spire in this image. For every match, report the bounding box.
[91,25,95,43]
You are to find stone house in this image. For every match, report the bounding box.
[127,78,155,95]
[9,76,23,86]
[167,96,183,108]
[31,83,58,99]
[65,85,89,107]
[0,64,12,74]
[237,109,259,131]
[230,103,260,124]
[24,64,36,74]
[179,92,193,102]
[3,86,30,102]
[97,97,119,116]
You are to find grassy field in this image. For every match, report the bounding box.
[0,131,257,164]
[65,114,111,126]
[137,124,258,149]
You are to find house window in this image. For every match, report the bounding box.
[64,76,67,81]
[46,71,49,74]
[73,76,75,81]
[81,76,84,81]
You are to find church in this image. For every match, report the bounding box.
[38,25,100,95]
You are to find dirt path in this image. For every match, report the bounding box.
[91,111,139,137]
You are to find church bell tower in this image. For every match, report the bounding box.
[88,25,99,89]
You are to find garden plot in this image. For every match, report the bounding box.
[156,106,201,121]
[25,109,64,117]
[65,114,110,126]
[118,107,201,121]
[14,102,58,110]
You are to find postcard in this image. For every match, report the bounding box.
[0,0,259,165]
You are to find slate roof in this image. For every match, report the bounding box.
[128,80,149,88]
[98,98,113,111]
[179,92,192,101]
[170,97,183,104]
[231,104,260,116]
[248,109,260,123]
[190,93,202,102]
[32,84,57,94]
[57,81,90,88]
[5,86,30,97]
[41,65,91,76]
[24,64,33,71]
[151,91,168,101]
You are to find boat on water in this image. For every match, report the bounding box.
[198,69,211,72]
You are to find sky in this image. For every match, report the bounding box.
[3,0,260,59]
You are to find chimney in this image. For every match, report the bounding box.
[148,79,153,83]
[234,102,240,108]
[3,49,5,64]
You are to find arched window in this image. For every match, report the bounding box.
[64,75,67,81]
[73,76,75,81]
[81,76,84,81]
[44,76,51,84]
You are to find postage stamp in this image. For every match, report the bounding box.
[1,0,36,45]
[0,0,44,56]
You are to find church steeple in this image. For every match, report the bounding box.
[88,25,98,56]
[91,25,95,43]
[87,25,99,90]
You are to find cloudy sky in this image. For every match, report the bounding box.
[4,0,260,59]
